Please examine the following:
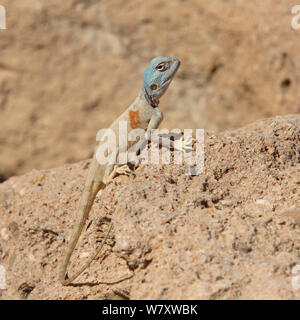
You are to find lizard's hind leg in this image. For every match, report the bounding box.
[104,164,135,183]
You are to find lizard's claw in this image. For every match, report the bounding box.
[174,135,195,152]
[106,164,135,182]
[114,164,135,177]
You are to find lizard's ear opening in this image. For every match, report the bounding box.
[150,84,158,90]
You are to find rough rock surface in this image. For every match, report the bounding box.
[1,0,300,179]
[0,115,299,300]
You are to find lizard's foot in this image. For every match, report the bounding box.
[108,164,135,181]
[173,135,195,152]
[115,164,134,176]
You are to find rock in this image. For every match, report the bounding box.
[0,115,299,299]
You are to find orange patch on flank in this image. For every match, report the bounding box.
[129,110,141,129]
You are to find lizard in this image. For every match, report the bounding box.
[59,56,184,286]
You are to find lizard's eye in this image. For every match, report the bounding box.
[156,63,168,72]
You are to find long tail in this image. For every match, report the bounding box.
[59,158,110,285]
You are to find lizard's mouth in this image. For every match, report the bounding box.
[162,58,181,86]
[172,58,181,72]
[159,59,181,94]
[171,58,181,74]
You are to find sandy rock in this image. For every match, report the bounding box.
[0,115,299,299]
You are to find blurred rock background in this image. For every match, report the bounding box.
[0,0,299,180]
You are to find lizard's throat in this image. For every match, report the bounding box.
[142,87,159,108]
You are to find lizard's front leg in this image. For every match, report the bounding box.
[146,112,194,152]
[127,111,193,166]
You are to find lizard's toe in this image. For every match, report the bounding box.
[114,164,135,176]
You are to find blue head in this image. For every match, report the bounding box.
[142,56,180,105]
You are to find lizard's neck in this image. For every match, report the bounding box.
[140,87,159,108]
